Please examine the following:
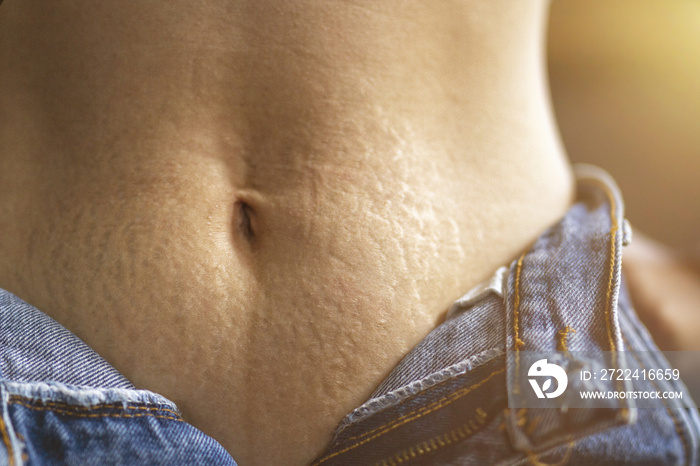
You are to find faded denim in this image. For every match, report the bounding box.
[0,289,237,465]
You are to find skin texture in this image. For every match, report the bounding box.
[0,1,573,464]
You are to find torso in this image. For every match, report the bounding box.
[0,2,572,464]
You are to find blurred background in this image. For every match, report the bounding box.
[548,0,700,251]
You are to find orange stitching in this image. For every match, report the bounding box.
[596,182,632,407]
[580,180,625,397]
[372,407,489,466]
[513,253,526,395]
[10,400,183,422]
[513,254,526,351]
[571,178,621,353]
[557,326,577,353]
[589,181,619,353]
[622,333,690,465]
[7,396,181,418]
[0,411,14,466]
[394,450,406,463]
[605,220,619,353]
[311,369,504,465]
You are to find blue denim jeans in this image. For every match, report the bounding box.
[310,165,700,465]
[0,165,698,465]
[0,290,237,465]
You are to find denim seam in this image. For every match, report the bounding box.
[602,183,619,353]
[2,381,177,411]
[311,368,505,466]
[352,371,499,441]
[598,179,631,406]
[7,396,181,417]
[9,398,183,423]
[371,407,490,466]
[337,347,503,433]
[577,166,627,353]
[512,253,526,396]
[342,354,502,443]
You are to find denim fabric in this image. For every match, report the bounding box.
[0,290,237,465]
[312,165,700,466]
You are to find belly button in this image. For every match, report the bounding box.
[236,200,255,241]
